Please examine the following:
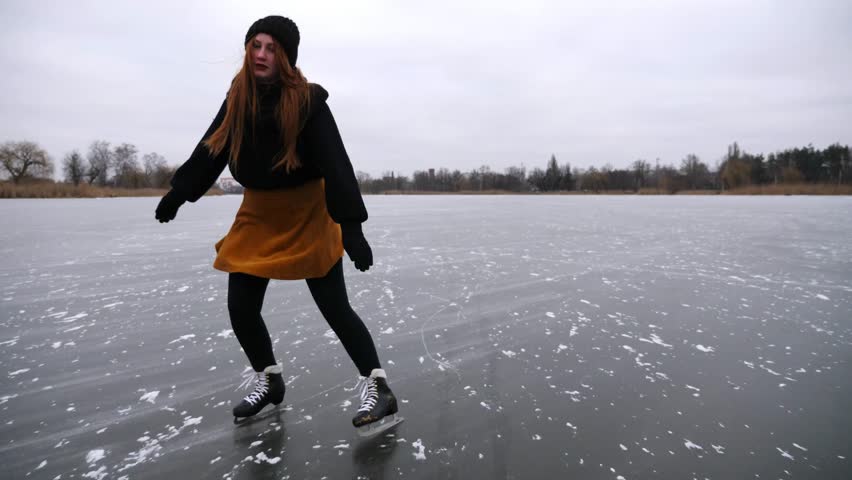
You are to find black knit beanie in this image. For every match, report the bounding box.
[244,16,300,67]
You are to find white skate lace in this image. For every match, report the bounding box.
[356,377,379,413]
[239,372,269,406]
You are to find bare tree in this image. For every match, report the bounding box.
[727,142,741,160]
[354,170,370,183]
[0,141,54,184]
[527,167,545,191]
[62,150,85,185]
[505,165,526,182]
[583,167,608,193]
[719,142,750,190]
[680,154,709,190]
[632,159,650,190]
[412,169,432,191]
[86,140,112,186]
[505,165,527,191]
[143,152,172,188]
[478,165,491,191]
[112,143,143,188]
[559,162,573,190]
[656,164,685,193]
[355,170,372,192]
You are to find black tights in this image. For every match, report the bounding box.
[227,258,381,377]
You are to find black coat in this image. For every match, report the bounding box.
[169,83,367,226]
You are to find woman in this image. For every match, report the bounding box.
[154,15,400,436]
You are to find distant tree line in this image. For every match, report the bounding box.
[2,139,849,194]
[1,140,176,189]
[355,142,850,193]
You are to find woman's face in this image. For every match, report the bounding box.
[250,33,279,80]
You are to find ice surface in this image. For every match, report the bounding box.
[1,195,851,479]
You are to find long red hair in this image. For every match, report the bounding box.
[204,37,312,172]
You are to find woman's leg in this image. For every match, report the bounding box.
[306,258,381,377]
[228,272,277,372]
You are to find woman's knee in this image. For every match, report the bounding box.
[228,300,259,319]
[228,273,268,318]
[228,289,265,319]
[307,277,349,308]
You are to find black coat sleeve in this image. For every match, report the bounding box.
[169,97,230,202]
[301,87,368,225]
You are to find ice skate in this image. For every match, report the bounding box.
[352,369,404,437]
[233,364,285,424]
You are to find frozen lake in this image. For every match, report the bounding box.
[1,195,851,479]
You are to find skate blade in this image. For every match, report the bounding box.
[233,403,287,425]
[356,414,404,437]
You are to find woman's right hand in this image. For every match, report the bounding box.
[155,189,186,223]
[341,223,373,272]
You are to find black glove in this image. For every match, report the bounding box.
[155,189,186,223]
[341,223,373,272]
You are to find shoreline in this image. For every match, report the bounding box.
[2,183,850,198]
[0,183,225,199]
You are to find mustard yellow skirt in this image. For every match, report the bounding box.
[213,178,343,280]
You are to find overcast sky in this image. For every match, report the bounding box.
[1,0,850,178]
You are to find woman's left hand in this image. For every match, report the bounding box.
[341,223,373,272]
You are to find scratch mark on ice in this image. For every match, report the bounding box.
[777,447,794,460]
[168,334,195,344]
[684,440,703,451]
[139,391,159,404]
